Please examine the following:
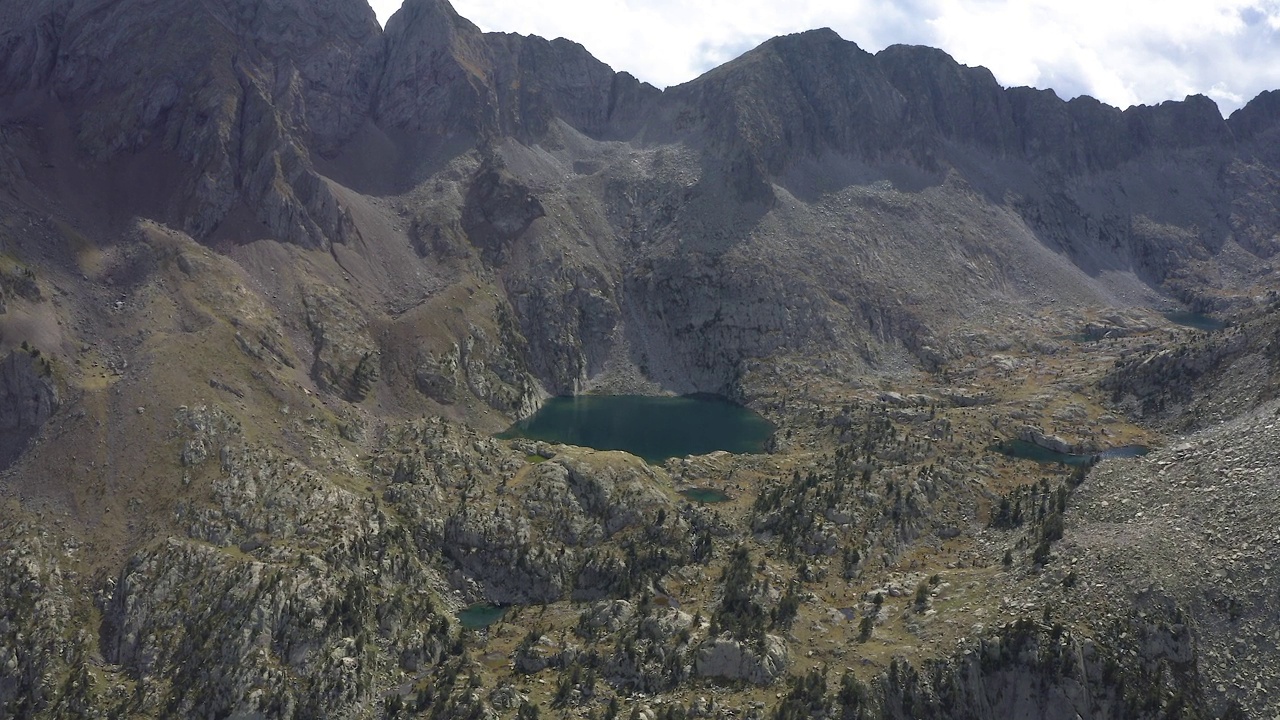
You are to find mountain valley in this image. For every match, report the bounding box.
[1,0,1279,717]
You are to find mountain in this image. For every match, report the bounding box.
[1,0,1279,717]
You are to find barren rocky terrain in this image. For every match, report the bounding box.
[1,0,1279,718]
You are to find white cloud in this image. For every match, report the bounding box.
[923,0,1280,113]
[366,0,1280,114]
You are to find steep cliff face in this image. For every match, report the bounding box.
[0,350,57,470]
[375,0,658,143]
[0,0,379,247]
[875,44,1018,159]
[374,0,496,137]
[0,1,70,98]
[662,29,911,204]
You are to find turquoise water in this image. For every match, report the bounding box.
[994,439,1149,466]
[1164,311,1226,331]
[499,395,773,463]
[1095,445,1151,460]
[679,487,732,503]
[458,604,506,629]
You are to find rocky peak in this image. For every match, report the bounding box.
[483,33,659,141]
[1229,89,1280,141]
[666,28,1240,182]
[663,28,909,202]
[675,28,908,167]
[663,27,1237,186]
[874,44,1018,155]
[375,0,658,142]
[375,0,498,136]
[1122,94,1232,151]
[877,46,1234,172]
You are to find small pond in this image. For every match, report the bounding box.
[679,487,732,503]
[993,439,1149,466]
[457,604,506,630]
[499,394,773,463]
[1164,311,1226,331]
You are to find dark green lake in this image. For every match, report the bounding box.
[994,439,1149,466]
[680,487,732,503]
[458,604,506,629]
[499,394,773,463]
[1164,311,1226,331]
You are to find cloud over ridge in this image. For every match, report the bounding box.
[369,0,1280,115]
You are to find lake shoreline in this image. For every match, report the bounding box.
[498,394,774,463]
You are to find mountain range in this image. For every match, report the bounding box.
[1,0,1279,717]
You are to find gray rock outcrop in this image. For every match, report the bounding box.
[1016,425,1086,455]
[0,350,57,469]
[874,614,1206,720]
[694,634,789,685]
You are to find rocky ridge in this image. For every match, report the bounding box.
[3,0,1279,401]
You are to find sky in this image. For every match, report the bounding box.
[367,0,1280,116]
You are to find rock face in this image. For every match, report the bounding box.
[4,0,1278,401]
[462,168,546,261]
[302,285,381,401]
[0,350,57,469]
[374,0,656,145]
[0,0,379,247]
[0,523,83,715]
[694,635,789,685]
[1103,302,1280,430]
[874,614,1206,720]
[409,323,542,417]
[84,407,461,719]
[374,420,687,605]
[1016,425,1087,455]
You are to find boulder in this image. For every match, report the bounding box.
[576,600,635,635]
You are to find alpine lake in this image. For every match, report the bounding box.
[457,604,507,630]
[994,439,1150,466]
[498,394,774,464]
[1164,311,1227,331]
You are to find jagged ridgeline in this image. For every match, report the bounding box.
[1,0,1279,717]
